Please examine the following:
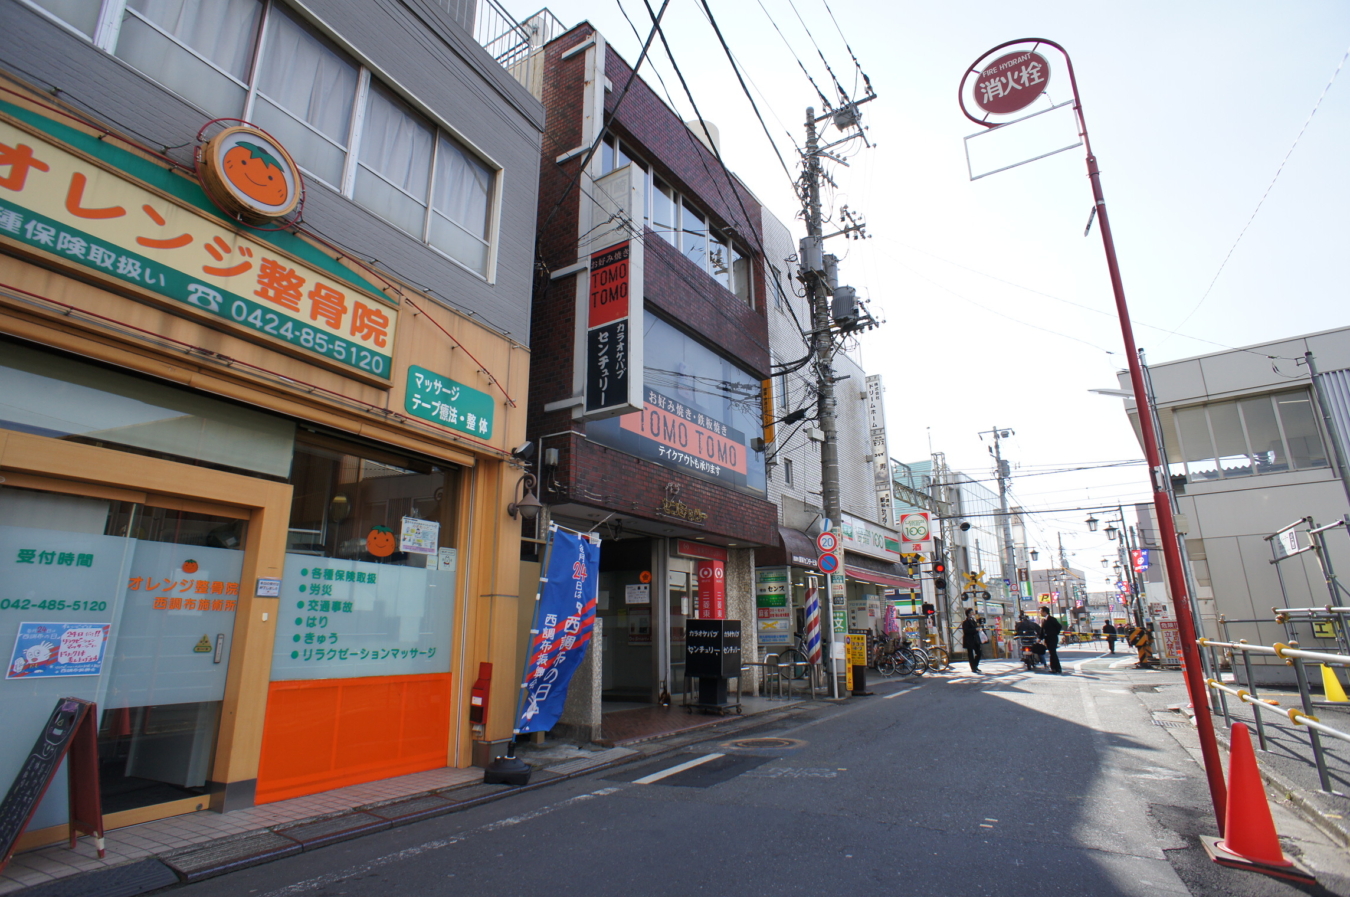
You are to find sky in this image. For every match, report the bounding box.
[508,0,1350,582]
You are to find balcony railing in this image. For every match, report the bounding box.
[431,1,564,96]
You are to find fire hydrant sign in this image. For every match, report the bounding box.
[973,50,1050,115]
[6,622,110,678]
[404,366,494,439]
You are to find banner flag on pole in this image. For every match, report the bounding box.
[516,529,599,734]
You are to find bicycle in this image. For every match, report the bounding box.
[776,631,816,680]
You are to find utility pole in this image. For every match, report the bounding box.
[796,94,875,697]
[981,427,1017,620]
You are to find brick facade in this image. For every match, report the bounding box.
[529,24,776,547]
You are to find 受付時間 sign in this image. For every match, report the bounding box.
[404,366,494,439]
[585,241,641,417]
[0,112,396,380]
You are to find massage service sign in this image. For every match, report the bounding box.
[0,115,397,379]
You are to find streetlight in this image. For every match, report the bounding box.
[1085,515,1099,533]
[1105,523,1119,541]
[1029,548,1039,561]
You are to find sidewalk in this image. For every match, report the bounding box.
[1,695,806,896]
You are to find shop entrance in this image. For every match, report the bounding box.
[0,484,248,832]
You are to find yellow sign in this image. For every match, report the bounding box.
[846,633,868,666]
[964,571,988,590]
[193,635,212,654]
[0,115,396,378]
[1314,621,1337,639]
[1038,593,1052,604]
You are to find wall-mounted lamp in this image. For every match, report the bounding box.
[508,473,543,520]
[1085,515,1099,532]
[1101,557,1110,568]
[1029,549,1039,561]
[1105,523,1119,541]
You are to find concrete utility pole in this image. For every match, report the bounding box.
[981,427,1017,618]
[796,95,875,696]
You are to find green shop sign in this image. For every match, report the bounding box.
[405,365,494,439]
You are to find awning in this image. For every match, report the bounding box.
[757,526,819,569]
[844,563,918,590]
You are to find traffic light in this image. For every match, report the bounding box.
[922,602,935,620]
[932,559,947,591]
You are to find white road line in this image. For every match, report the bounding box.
[1073,652,1111,673]
[883,687,917,699]
[633,752,725,784]
[1110,656,1136,669]
[258,788,621,896]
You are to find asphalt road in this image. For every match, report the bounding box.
[171,644,1350,897]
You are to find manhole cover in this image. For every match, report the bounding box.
[724,737,802,750]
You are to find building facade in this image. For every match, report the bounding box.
[1120,326,1350,681]
[526,25,777,713]
[0,0,543,847]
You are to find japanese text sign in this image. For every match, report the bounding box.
[696,560,726,620]
[0,116,396,378]
[7,622,109,679]
[973,50,1050,115]
[404,365,494,439]
[583,240,643,419]
[517,530,599,734]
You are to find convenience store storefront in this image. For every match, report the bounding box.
[0,84,526,848]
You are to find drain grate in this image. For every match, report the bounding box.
[1153,719,1190,729]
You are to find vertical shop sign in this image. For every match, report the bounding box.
[518,529,599,733]
[865,375,893,526]
[696,560,726,620]
[584,241,643,418]
[755,568,790,646]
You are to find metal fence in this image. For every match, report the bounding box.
[472,4,564,94]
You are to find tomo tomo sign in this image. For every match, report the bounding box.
[973,51,1049,115]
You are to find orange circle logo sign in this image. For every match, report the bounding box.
[639,571,652,584]
[201,125,302,223]
[366,525,396,558]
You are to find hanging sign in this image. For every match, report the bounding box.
[972,50,1050,115]
[1131,549,1150,574]
[517,530,599,734]
[583,241,643,418]
[199,125,303,223]
[898,512,932,553]
[405,366,494,439]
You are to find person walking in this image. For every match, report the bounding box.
[961,608,983,674]
[1103,621,1117,654]
[1039,606,1063,674]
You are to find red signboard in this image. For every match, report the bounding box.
[973,51,1049,115]
[588,242,630,327]
[619,400,748,475]
[676,540,728,562]
[697,560,726,619]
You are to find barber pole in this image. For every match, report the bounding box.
[804,587,822,664]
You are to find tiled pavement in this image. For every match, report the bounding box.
[0,693,809,895]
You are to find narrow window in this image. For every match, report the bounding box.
[783,458,793,486]
[708,231,731,290]
[116,0,263,117]
[651,178,678,247]
[253,5,359,187]
[732,245,751,306]
[681,202,707,270]
[1275,390,1328,470]
[429,133,494,275]
[354,82,434,237]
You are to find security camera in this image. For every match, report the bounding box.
[512,441,536,462]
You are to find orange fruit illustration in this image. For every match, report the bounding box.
[182,560,199,574]
[366,526,396,558]
[222,142,287,205]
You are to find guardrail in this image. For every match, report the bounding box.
[1198,637,1350,793]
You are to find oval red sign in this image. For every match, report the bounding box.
[973,51,1050,115]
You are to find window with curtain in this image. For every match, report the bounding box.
[253,5,358,188]
[355,83,435,237]
[116,0,263,117]
[52,0,498,278]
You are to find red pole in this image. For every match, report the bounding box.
[961,39,1228,832]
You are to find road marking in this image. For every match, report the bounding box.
[1073,652,1111,673]
[257,788,620,896]
[633,752,724,784]
[883,687,917,699]
[1110,657,1136,669]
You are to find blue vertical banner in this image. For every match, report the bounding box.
[516,529,600,734]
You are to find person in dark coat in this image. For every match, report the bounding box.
[1039,606,1063,674]
[1103,621,1117,654]
[961,608,983,673]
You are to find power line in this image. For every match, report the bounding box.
[753,0,831,109]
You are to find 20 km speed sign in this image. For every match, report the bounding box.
[899,512,933,552]
[816,532,839,553]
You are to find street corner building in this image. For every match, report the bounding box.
[525,22,778,726]
[0,0,550,847]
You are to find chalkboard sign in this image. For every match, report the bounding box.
[685,619,742,678]
[0,698,104,872]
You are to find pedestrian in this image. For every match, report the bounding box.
[961,608,983,673]
[1039,606,1063,674]
[1103,620,1117,654]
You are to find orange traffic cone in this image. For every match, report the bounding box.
[1202,722,1314,883]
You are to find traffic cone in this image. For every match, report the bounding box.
[1322,665,1349,702]
[1202,722,1314,883]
